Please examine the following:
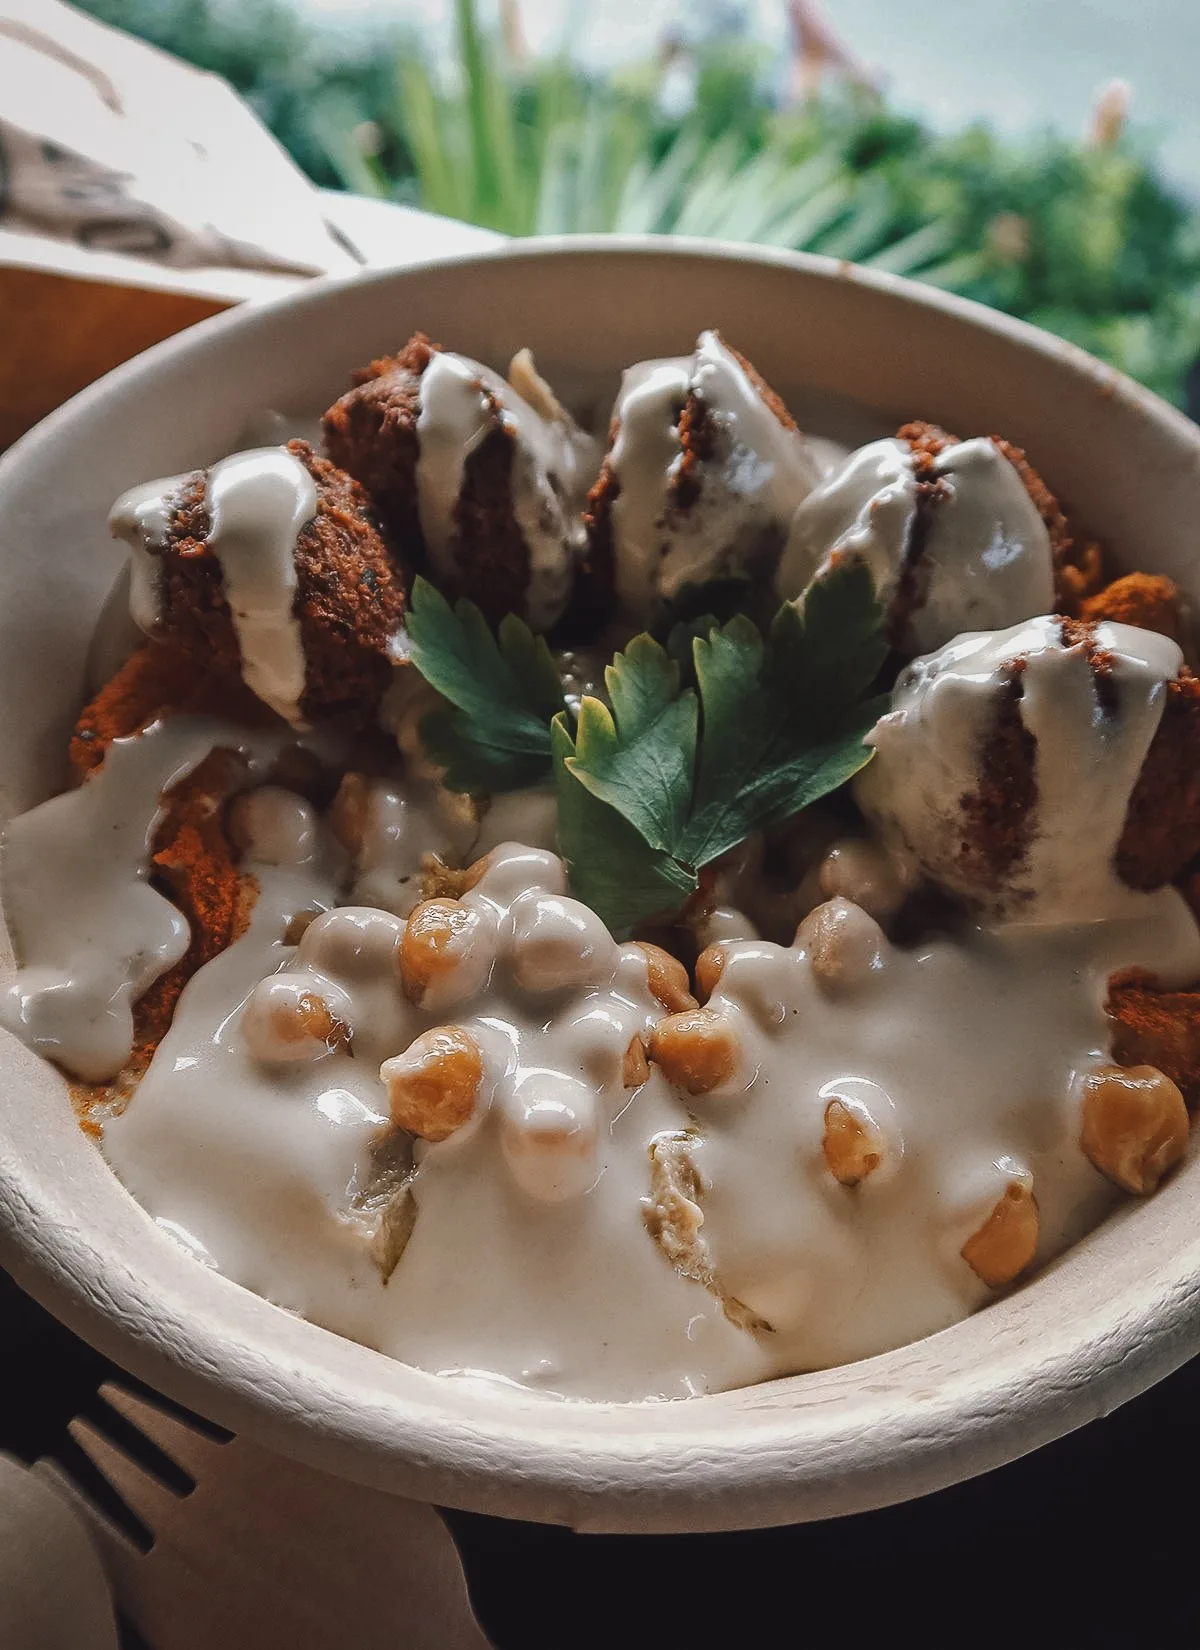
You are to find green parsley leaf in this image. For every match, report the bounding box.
[551,717,696,932]
[679,563,888,866]
[557,559,886,930]
[569,637,698,852]
[405,576,567,793]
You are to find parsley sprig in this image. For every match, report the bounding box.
[405,562,886,931]
[553,561,887,928]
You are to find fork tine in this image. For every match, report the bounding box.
[69,1414,186,1535]
[98,1383,230,1480]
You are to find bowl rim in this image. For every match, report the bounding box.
[3,234,1200,1534]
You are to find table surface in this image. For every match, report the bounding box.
[5,1261,1194,1646]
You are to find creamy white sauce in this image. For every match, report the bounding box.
[203,449,316,726]
[776,437,917,613]
[109,470,193,633]
[0,717,284,1081]
[346,777,477,917]
[694,886,1200,1370]
[914,439,1055,654]
[608,332,821,619]
[778,435,1055,655]
[109,447,317,727]
[103,840,769,1400]
[857,617,1184,921]
[414,351,599,632]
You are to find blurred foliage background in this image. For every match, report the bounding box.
[78,0,1200,405]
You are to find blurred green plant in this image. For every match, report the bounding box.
[76,0,1200,405]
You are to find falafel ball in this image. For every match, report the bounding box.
[777,421,1103,658]
[322,334,598,632]
[584,330,822,626]
[855,614,1200,919]
[109,440,405,727]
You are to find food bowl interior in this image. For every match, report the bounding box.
[2,240,1200,1534]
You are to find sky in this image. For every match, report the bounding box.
[293,0,1200,193]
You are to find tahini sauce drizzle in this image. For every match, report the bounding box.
[608,330,821,617]
[692,885,1200,1372]
[414,351,599,631]
[103,838,770,1400]
[0,716,287,1081]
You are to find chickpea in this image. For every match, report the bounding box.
[399,898,494,1008]
[623,1032,650,1089]
[818,838,910,925]
[380,1025,485,1143]
[474,845,567,906]
[499,1074,599,1203]
[297,907,405,979]
[961,1182,1039,1288]
[227,786,317,866]
[822,1099,883,1187]
[649,1008,738,1095]
[509,892,618,994]
[241,974,352,1064]
[633,942,697,1013]
[1081,1064,1189,1195]
[797,898,886,993]
[328,771,371,857]
[694,943,729,1004]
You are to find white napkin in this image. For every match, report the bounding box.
[0,0,359,276]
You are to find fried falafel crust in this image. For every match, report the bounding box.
[1081,572,1184,645]
[70,641,271,775]
[150,440,404,723]
[1108,967,1200,1108]
[321,333,534,625]
[1117,669,1200,889]
[322,333,430,565]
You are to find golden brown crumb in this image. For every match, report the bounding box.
[69,746,257,1128]
[70,642,269,775]
[1080,572,1184,644]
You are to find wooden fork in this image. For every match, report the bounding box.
[33,1381,492,1650]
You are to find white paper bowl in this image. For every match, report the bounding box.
[3,240,1200,1534]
